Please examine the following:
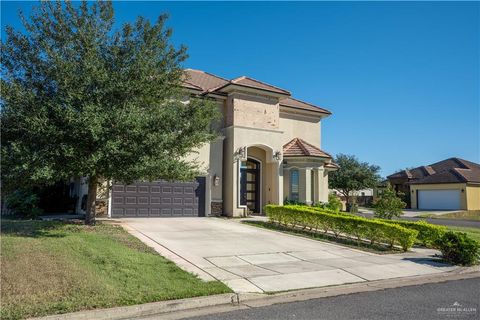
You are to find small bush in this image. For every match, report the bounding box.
[312,194,342,212]
[265,205,417,251]
[5,189,43,219]
[284,199,306,206]
[326,193,342,212]
[435,231,480,266]
[374,184,406,219]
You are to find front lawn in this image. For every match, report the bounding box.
[418,210,480,221]
[446,226,480,243]
[0,220,231,320]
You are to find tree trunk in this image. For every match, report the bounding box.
[85,176,98,225]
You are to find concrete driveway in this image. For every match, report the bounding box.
[121,217,456,293]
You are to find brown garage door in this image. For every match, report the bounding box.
[110,177,205,217]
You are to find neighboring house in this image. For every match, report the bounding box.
[74,69,337,217]
[331,189,374,207]
[387,158,480,211]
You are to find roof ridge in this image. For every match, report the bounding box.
[282,97,321,109]
[184,68,230,82]
[299,138,333,158]
[296,138,311,156]
[182,79,203,90]
[230,76,247,83]
[236,76,291,94]
[451,168,468,182]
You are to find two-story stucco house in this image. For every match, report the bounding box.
[74,69,337,218]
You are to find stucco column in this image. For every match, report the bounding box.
[316,167,328,203]
[275,161,284,205]
[299,168,312,205]
[313,169,320,204]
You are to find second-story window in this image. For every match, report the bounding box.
[290,169,299,201]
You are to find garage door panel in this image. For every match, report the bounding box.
[111,178,205,217]
[418,189,461,210]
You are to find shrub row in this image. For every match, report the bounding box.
[378,219,447,247]
[265,205,418,251]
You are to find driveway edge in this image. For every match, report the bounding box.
[32,267,479,320]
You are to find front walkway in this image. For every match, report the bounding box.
[121,217,457,293]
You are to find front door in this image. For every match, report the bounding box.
[240,158,260,213]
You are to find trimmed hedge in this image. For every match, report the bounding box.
[266,205,418,251]
[378,219,447,247]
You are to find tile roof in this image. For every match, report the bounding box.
[280,97,331,115]
[182,69,229,92]
[388,158,480,184]
[229,76,291,95]
[283,138,332,158]
[182,69,331,114]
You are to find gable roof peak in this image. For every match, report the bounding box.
[283,137,333,159]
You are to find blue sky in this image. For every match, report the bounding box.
[2,1,479,177]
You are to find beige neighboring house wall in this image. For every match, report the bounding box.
[466,185,480,210]
[410,183,467,210]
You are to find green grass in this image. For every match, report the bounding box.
[418,210,480,221]
[242,220,401,254]
[0,220,231,320]
[446,226,480,242]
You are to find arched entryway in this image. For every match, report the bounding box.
[239,158,260,213]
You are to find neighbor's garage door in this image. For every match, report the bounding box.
[418,189,461,210]
[111,177,205,217]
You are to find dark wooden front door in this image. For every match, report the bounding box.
[240,158,260,213]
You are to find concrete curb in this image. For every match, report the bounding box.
[31,293,239,320]
[31,266,480,320]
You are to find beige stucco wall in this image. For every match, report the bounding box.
[279,112,321,147]
[231,93,279,130]
[410,183,468,210]
[466,184,480,210]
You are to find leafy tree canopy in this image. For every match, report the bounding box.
[329,154,381,204]
[1,1,219,223]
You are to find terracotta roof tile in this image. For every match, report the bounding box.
[182,69,229,92]
[283,138,332,158]
[280,97,331,115]
[229,76,291,95]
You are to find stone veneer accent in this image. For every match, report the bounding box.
[210,201,223,216]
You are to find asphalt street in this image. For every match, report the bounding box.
[186,278,480,320]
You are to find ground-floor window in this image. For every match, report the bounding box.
[290,169,299,201]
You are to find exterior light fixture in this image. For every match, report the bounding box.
[273,151,282,161]
[234,146,247,162]
[213,175,220,186]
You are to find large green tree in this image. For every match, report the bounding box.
[329,154,381,209]
[1,1,219,224]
